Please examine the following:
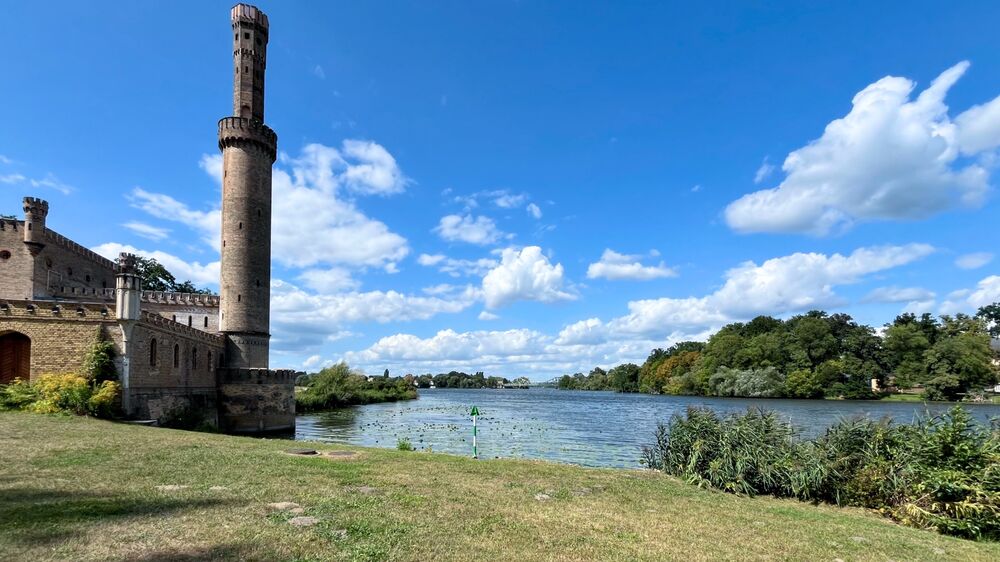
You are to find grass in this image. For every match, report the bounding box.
[1,413,998,561]
[879,393,1000,404]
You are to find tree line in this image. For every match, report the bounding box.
[409,371,512,389]
[559,306,1000,401]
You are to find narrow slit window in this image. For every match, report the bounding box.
[173,344,179,369]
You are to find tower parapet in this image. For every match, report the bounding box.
[218,116,277,163]
[115,253,141,321]
[22,196,48,254]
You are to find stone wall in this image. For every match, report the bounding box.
[125,311,225,422]
[217,367,295,433]
[0,299,119,379]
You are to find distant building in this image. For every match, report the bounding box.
[0,4,293,433]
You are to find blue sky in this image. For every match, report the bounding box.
[3,1,1000,380]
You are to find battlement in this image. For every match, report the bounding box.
[44,229,116,271]
[140,291,220,307]
[217,367,296,385]
[0,218,20,231]
[218,117,277,161]
[231,4,268,30]
[0,298,115,321]
[22,197,49,215]
[139,310,224,346]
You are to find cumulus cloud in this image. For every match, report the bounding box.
[482,246,575,309]
[122,221,170,241]
[586,249,677,281]
[863,286,936,303]
[269,280,477,350]
[434,214,505,245]
[297,268,360,293]
[555,318,607,345]
[940,275,1000,314]
[726,62,994,236]
[608,244,934,337]
[93,242,219,287]
[417,253,498,277]
[478,310,500,321]
[955,252,994,270]
[135,141,410,270]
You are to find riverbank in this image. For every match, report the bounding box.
[2,412,998,561]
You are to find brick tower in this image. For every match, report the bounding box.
[218,3,277,369]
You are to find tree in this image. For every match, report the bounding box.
[976,303,1000,338]
[512,376,531,386]
[81,328,116,383]
[785,369,822,398]
[883,323,930,388]
[609,363,640,393]
[133,256,211,294]
[923,331,997,399]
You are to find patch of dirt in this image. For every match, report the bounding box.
[344,485,379,495]
[534,493,551,501]
[288,516,319,527]
[325,450,360,460]
[154,485,189,491]
[283,448,319,456]
[267,501,301,511]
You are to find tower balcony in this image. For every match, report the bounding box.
[218,117,277,162]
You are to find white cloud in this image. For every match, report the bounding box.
[494,192,527,209]
[586,249,677,281]
[199,154,223,185]
[478,310,500,321]
[129,188,221,251]
[93,243,219,287]
[298,268,360,293]
[269,280,477,350]
[417,253,498,277]
[608,244,934,337]
[139,142,411,270]
[312,65,326,79]
[940,275,1000,314]
[726,62,993,236]
[955,252,994,270]
[526,203,542,219]
[482,246,575,309]
[0,155,13,165]
[955,95,1000,154]
[122,221,171,242]
[864,286,936,303]
[555,318,607,345]
[303,354,323,369]
[434,214,505,245]
[1,172,73,194]
[691,184,702,193]
[753,157,775,184]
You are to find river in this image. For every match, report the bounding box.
[295,388,1000,468]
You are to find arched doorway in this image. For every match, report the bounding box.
[0,331,31,383]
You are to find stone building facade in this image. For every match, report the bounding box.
[0,4,294,433]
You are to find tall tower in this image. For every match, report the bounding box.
[218,4,277,368]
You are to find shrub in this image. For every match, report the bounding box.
[31,374,92,414]
[643,406,1000,540]
[0,378,39,411]
[396,437,413,451]
[0,374,120,419]
[82,330,117,383]
[296,362,418,412]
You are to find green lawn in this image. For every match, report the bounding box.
[1,412,998,561]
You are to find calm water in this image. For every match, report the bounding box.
[295,388,1000,468]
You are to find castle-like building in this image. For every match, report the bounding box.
[0,4,294,433]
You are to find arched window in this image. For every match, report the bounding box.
[191,348,198,370]
[173,344,179,369]
[203,317,208,328]
[188,316,192,327]
[149,339,157,366]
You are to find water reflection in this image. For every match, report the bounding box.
[295,388,1000,468]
